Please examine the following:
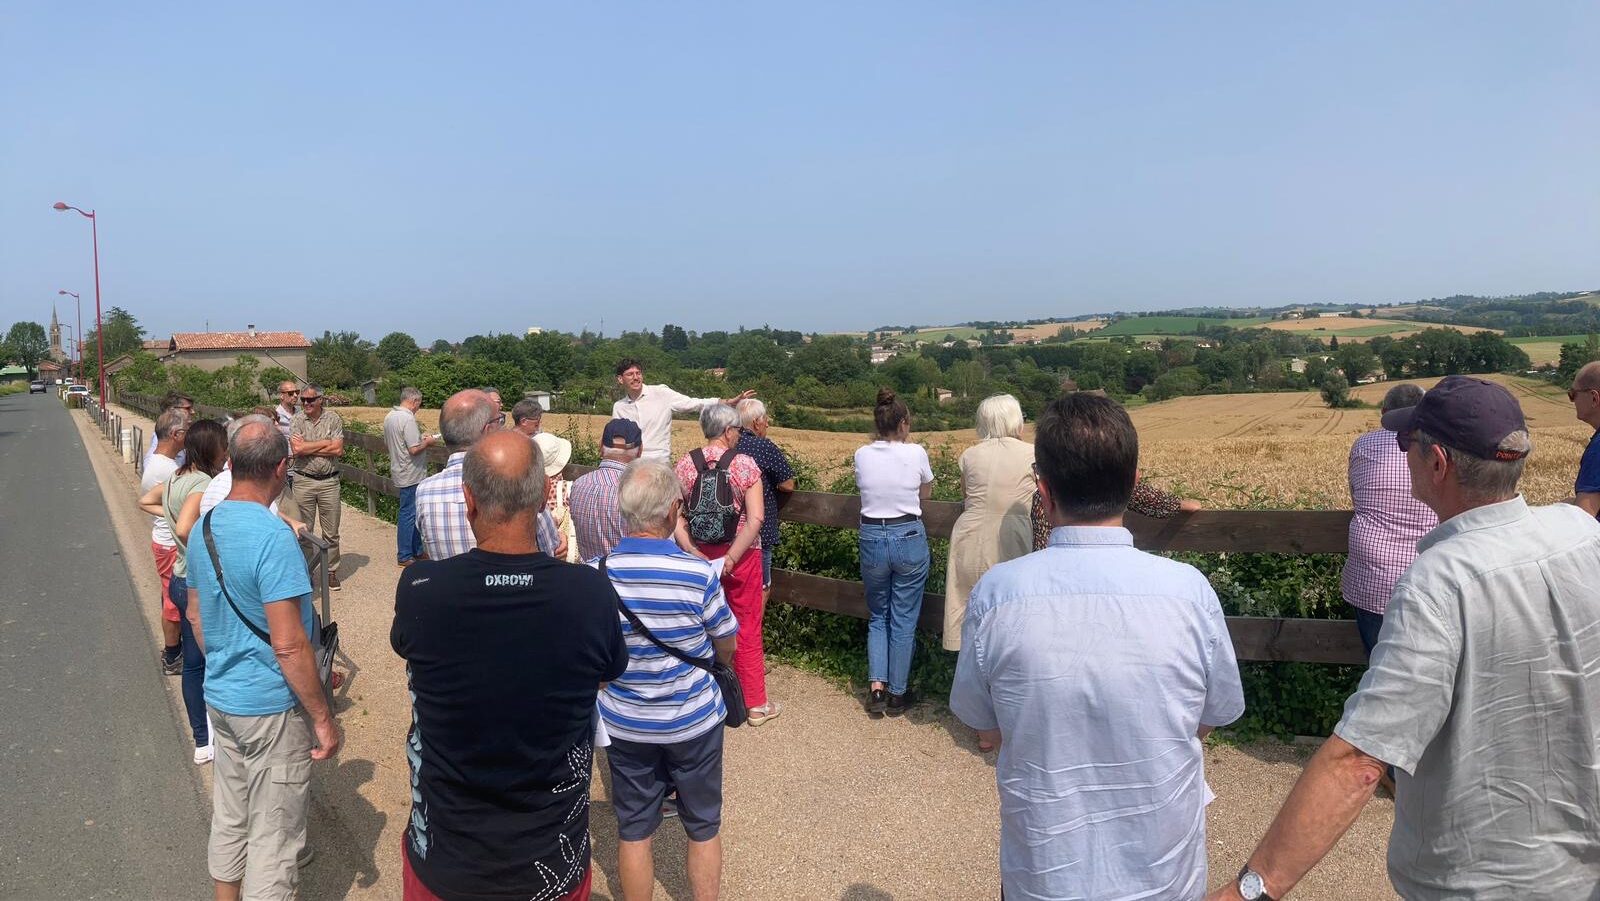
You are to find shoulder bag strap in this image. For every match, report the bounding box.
[599,556,712,673]
[202,509,272,647]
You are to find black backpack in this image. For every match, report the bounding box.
[686,448,742,545]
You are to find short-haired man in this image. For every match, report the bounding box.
[951,393,1244,900]
[1209,376,1600,901]
[479,386,502,414]
[143,407,190,674]
[1343,383,1436,654]
[734,398,796,594]
[570,419,644,561]
[394,432,626,901]
[598,459,738,901]
[188,416,341,901]
[510,398,543,437]
[416,389,564,561]
[287,386,345,590]
[1570,360,1600,519]
[384,387,437,567]
[274,381,299,440]
[611,358,755,463]
[146,391,195,466]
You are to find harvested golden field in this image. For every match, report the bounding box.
[1258,316,1500,341]
[1010,319,1106,341]
[338,374,1589,510]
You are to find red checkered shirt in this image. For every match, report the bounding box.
[1342,429,1438,614]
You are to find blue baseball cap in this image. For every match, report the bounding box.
[1381,376,1528,461]
[602,418,642,449]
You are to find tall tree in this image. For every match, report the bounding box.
[80,307,146,385]
[661,323,690,353]
[376,331,421,371]
[3,321,49,377]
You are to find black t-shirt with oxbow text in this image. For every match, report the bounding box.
[392,548,626,901]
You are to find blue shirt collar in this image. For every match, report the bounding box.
[1047,525,1135,548]
[612,536,683,555]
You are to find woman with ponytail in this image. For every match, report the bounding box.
[852,389,934,718]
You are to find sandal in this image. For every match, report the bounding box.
[746,701,784,726]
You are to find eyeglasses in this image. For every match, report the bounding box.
[1570,387,1598,402]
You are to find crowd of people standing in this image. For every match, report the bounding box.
[125,356,1600,900]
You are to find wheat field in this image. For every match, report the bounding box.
[339,374,1589,510]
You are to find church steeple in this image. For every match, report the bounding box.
[49,305,64,361]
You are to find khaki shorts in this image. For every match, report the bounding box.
[207,706,314,899]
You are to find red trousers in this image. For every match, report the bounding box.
[699,543,767,709]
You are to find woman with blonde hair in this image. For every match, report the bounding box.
[944,395,1036,656]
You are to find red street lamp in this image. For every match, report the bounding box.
[53,203,105,408]
[58,290,82,381]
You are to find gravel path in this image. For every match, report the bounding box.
[91,402,1397,899]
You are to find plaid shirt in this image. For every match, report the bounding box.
[570,459,627,562]
[1342,429,1438,614]
[416,451,561,560]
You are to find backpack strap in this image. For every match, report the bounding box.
[690,447,710,474]
[598,556,712,673]
[202,509,273,646]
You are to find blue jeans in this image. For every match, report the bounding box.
[1355,608,1384,658]
[397,484,424,563]
[761,546,774,589]
[167,574,210,748]
[860,520,930,696]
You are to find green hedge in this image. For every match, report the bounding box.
[334,420,1360,739]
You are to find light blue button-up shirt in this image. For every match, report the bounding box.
[950,526,1245,901]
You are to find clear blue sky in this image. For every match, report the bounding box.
[3,3,1597,343]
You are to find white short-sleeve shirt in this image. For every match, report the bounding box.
[853,441,933,519]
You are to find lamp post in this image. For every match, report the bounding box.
[52,204,104,408]
[58,290,81,381]
[59,325,76,380]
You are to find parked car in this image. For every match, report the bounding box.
[66,385,90,398]
[29,380,47,394]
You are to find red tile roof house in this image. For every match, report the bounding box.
[156,329,311,381]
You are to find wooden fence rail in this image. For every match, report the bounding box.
[112,390,1369,665]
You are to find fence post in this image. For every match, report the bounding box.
[365,448,376,516]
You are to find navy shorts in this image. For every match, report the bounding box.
[607,728,724,842]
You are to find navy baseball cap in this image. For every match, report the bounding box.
[1381,376,1528,461]
[602,418,642,449]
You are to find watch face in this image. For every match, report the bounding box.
[1240,870,1265,899]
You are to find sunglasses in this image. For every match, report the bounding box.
[280,388,299,395]
[1394,430,1413,452]
[1570,387,1597,402]
[301,395,323,403]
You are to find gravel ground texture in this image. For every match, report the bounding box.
[89,401,1398,900]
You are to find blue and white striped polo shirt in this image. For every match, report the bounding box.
[595,537,739,744]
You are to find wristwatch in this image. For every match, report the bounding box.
[1237,865,1275,901]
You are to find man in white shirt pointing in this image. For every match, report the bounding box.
[611,357,754,463]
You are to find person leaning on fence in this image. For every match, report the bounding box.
[287,386,345,590]
[1569,359,1600,519]
[384,386,437,567]
[675,403,778,725]
[187,415,340,901]
[734,398,796,597]
[943,394,1033,654]
[854,388,934,719]
[598,459,739,901]
[393,431,626,901]
[1208,376,1600,901]
[416,389,564,561]
[952,392,1244,900]
[142,406,190,675]
[570,418,644,561]
[1343,383,1436,656]
[138,417,230,765]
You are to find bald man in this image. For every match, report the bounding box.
[416,389,567,560]
[1572,361,1600,519]
[393,431,626,901]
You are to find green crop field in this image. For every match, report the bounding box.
[1096,315,1270,336]
[1510,334,1592,366]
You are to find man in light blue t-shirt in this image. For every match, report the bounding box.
[187,414,341,900]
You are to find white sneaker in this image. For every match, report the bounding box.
[193,744,214,765]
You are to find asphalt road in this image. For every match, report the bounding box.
[0,393,210,898]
